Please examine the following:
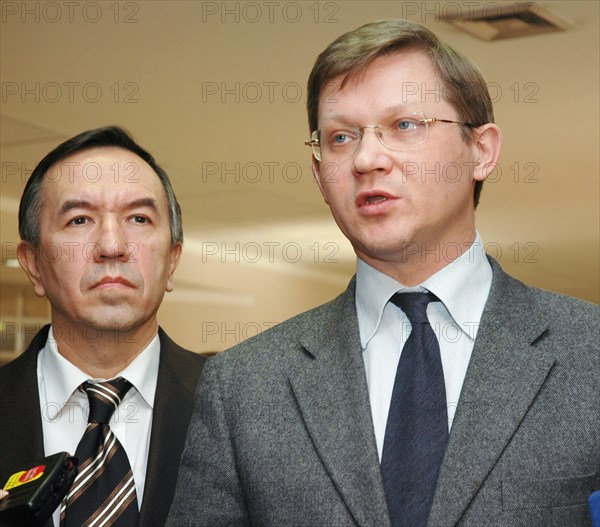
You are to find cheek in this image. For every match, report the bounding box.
[131,236,165,260]
[413,159,472,200]
[139,246,173,281]
[40,262,83,302]
[39,250,78,284]
[327,192,354,222]
[324,175,353,204]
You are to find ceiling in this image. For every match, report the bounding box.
[1,1,598,350]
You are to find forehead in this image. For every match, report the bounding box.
[318,50,445,121]
[41,146,167,203]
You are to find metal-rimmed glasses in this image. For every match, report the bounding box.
[304,112,476,161]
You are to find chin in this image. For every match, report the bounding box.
[81,313,145,334]
[357,233,414,255]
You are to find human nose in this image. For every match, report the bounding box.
[93,218,128,262]
[352,126,393,175]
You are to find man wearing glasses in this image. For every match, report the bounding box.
[168,19,599,527]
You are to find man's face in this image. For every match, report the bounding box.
[19,146,181,334]
[313,50,496,273]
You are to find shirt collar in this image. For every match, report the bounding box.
[421,232,492,341]
[356,259,414,348]
[39,327,161,419]
[115,333,160,410]
[355,232,492,348]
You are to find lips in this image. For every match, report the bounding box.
[356,190,398,210]
[93,276,135,289]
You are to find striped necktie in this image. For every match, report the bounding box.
[60,377,139,527]
[381,292,449,527]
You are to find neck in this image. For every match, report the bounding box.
[51,319,158,378]
[359,229,477,286]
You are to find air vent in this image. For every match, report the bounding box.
[442,2,570,41]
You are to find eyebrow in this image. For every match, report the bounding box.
[320,105,414,127]
[58,199,94,216]
[57,197,160,216]
[125,198,160,212]
[381,104,414,115]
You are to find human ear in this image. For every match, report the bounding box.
[472,123,502,182]
[17,242,47,297]
[166,242,182,292]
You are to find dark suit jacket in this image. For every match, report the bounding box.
[167,259,600,527]
[0,326,205,527]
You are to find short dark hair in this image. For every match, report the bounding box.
[307,19,495,208]
[19,126,183,246]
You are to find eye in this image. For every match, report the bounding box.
[131,215,150,224]
[68,216,88,226]
[396,118,419,132]
[326,129,358,146]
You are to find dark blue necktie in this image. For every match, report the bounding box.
[381,292,448,527]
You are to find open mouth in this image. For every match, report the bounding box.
[357,190,396,207]
[355,190,398,216]
[365,195,387,205]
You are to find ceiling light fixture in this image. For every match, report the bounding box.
[442,2,570,41]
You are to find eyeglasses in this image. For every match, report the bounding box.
[304,112,476,161]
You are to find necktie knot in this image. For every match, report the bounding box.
[82,377,133,425]
[391,291,438,326]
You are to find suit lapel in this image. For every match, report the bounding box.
[288,280,391,527]
[0,326,48,469]
[0,327,50,526]
[429,260,553,526]
[140,329,205,527]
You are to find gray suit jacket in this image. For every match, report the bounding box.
[168,259,600,526]
[0,326,206,527]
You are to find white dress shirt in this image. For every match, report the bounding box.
[37,327,160,526]
[356,233,493,460]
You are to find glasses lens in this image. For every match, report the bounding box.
[312,130,322,160]
[315,113,429,160]
[318,127,360,160]
[379,115,428,150]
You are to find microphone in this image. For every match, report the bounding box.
[0,453,77,527]
[590,490,600,527]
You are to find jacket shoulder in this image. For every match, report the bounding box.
[0,327,48,398]
[488,258,599,334]
[0,350,34,397]
[530,287,599,348]
[157,328,206,390]
[530,287,599,318]
[210,283,352,370]
[242,287,346,343]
